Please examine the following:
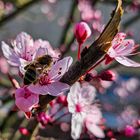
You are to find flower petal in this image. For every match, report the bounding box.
[112,32,126,47]
[15,88,39,112]
[115,39,135,56]
[28,82,69,96]
[1,41,19,66]
[67,82,81,113]
[86,124,105,138]
[33,39,60,59]
[49,56,73,81]
[71,114,83,140]
[115,56,140,67]
[80,83,96,104]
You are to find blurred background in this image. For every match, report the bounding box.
[0,0,140,140]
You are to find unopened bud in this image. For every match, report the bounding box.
[74,22,91,44]
[84,73,93,82]
[124,125,135,137]
[107,130,114,138]
[49,99,56,107]
[37,112,51,126]
[19,127,30,136]
[56,95,68,106]
[98,70,116,81]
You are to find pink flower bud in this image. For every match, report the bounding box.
[56,95,68,106]
[37,112,51,126]
[49,99,56,107]
[107,130,114,138]
[124,125,135,137]
[98,70,116,81]
[74,22,91,44]
[19,127,30,136]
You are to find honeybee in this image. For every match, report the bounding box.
[24,54,53,85]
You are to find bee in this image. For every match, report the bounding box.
[24,54,53,85]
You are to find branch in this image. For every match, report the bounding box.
[0,0,41,27]
[39,0,123,109]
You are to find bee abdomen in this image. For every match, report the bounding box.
[24,66,36,85]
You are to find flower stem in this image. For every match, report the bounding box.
[7,73,20,89]
[77,43,82,60]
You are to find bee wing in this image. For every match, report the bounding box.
[48,56,73,81]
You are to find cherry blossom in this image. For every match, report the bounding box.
[67,82,104,139]
[27,56,73,96]
[105,32,140,67]
[15,87,39,114]
[1,32,59,74]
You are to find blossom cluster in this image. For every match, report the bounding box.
[2,32,73,116]
[1,19,140,139]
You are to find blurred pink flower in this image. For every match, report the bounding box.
[5,2,14,14]
[67,82,104,139]
[15,87,39,113]
[1,32,59,74]
[27,57,73,96]
[125,125,135,137]
[56,95,68,106]
[78,0,102,22]
[37,112,52,126]
[0,57,9,74]
[74,22,91,45]
[105,32,140,67]
[19,127,30,136]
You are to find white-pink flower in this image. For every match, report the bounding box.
[27,56,73,96]
[1,32,60,73]
[105,32,140,67]
[15,87,39,113]
[67,82,104,140]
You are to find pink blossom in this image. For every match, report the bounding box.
[15,87,39,113]
[1,32,59,74]
[27,57,73,96]
[67,82,104,139]
[74,22,91,45]
[78,0,102,22]
[124,125,135,137]
[0,57,9,74]
[19,127,30,136]
[56,95,68,106]
[105,32,140,67]
[37,112,52,126]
